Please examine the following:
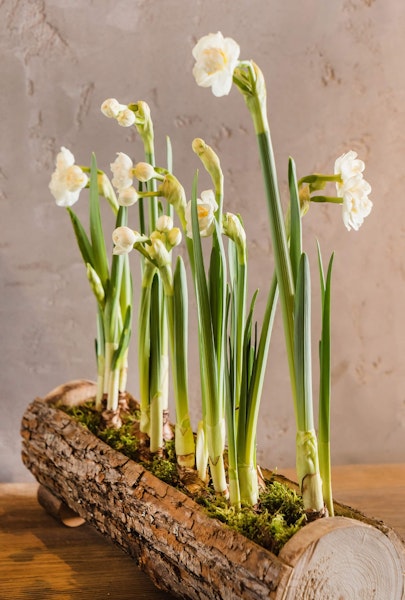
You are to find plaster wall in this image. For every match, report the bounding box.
[1,0,404,481]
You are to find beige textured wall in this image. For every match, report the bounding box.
[1,0,404,481]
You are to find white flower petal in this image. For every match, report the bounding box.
[110,152,133,191]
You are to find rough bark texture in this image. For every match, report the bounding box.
[21,381,405,600]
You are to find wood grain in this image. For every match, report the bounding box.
[0,482,173,599]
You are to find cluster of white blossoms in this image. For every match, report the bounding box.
[112,215,182,265]
[101,98,136,127]
[334,150,372,231]
[109,153,158,207]
[49,147,88,207]
[185,189,218,238]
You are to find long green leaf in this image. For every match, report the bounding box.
[89,154,109,288]
[288,157,302,283]
[190,174,218,425]
[67,207,94,268]
[111,305,132,371]
[294,253,313,432]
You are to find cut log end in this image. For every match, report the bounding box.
[278,516,405,600]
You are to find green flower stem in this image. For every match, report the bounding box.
[95,306,105,410]
[256,128,296,409]
[310,196,343,204]
[138,261,155,436]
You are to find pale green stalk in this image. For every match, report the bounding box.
[159,259,195,467]
[149,272,164,453]
[138,261,155,436]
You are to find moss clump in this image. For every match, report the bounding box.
[59,402,306,554]
[196,479,306,555]
[58,401,103,435]
[146,455,179,485]
[99,423,139,461]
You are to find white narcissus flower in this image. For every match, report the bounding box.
[339,175,372,232]
[185,189,218,238]
[110,152,133,191]
[49,146,88,207]
[112,226,139,255]
[335,151,372,231]
[192,32,240,97]
[335,150,365,182]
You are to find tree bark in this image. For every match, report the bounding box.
[21,381,405,600]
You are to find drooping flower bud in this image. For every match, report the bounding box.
[118,186,139,207]
[133,161,156,183]
[156,215,173,233]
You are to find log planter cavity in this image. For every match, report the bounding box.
[21,380,405,600]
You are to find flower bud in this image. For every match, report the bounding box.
[192,138,223,191]
[146,238,171,268]
[158,174,187,214]
[133,161,156,182]
[167,227,182,248]
[156,215,173,233]
[112,226,138,255]
[117,108,136,127]
[222,212,246,263]
[101,98,123,118]
[118,186,139,207]
[86,263,105,303]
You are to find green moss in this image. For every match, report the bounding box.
[195,479,306,554]
[147,455,179,484]
[57,401,103,435]
[99,424,139,461]
[59,402,306,554]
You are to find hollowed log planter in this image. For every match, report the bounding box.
[21,380,405,600]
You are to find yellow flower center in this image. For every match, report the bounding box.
[203,48,227,75]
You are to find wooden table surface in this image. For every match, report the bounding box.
[1,464,404,599]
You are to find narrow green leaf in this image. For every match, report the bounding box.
[111,305,132,371]
[89,154,109,288]
[288,157,302,283]
[67,207,94,268]
[190,173,218,424]
[294,253,313,432]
